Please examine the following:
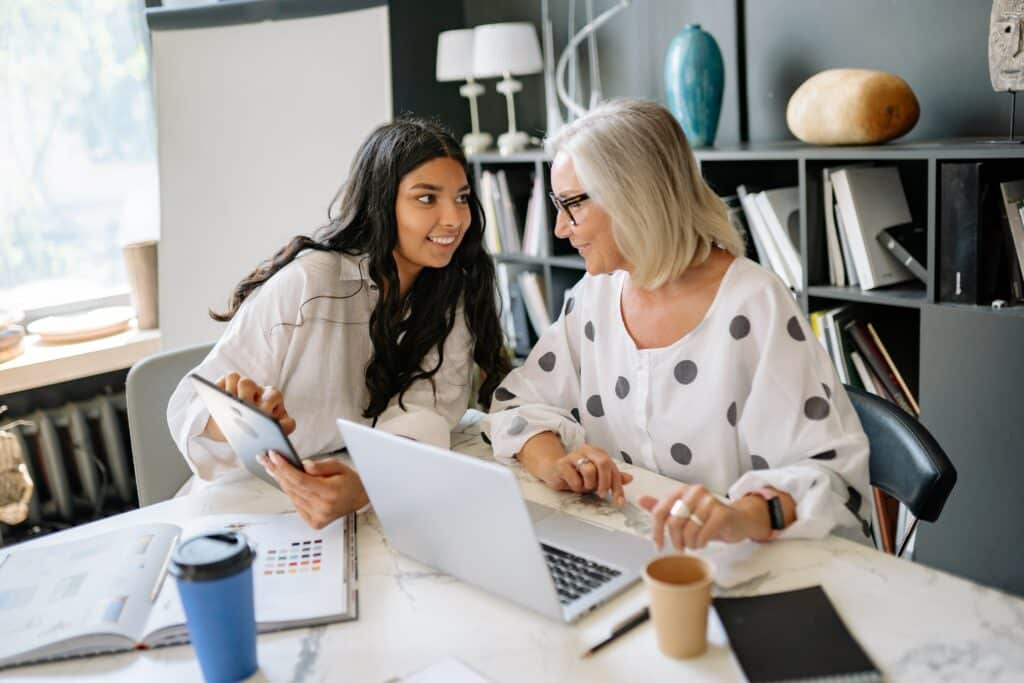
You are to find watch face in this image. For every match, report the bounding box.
[768,497,786,530]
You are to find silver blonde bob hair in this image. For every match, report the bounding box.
[547,99,744,289]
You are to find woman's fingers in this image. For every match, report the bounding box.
[557,457,585,492]
[236,377,261,405]
[637,495,658,512]
[590,453,613,498]
[695,505,726,549]
[650,488,685,551]
[683,492,716,549]
[579,461,598,490]
[222,372,240,396]
[278,415,297,435]
[259,385,285,418]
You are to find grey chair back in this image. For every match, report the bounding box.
[126,342,214,506]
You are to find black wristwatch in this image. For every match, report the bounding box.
[747,488,787,537]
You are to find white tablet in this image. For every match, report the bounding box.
[189,373,303,489]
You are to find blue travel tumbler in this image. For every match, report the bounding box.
[170,531,258,683]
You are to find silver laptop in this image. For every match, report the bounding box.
[337,419,654,623]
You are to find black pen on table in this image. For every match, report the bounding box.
[581,606,650,658]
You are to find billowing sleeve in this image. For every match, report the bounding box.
[727,284,872,540]
[483,282,587,464]
[166,264,302,482]
[374,305,475,450]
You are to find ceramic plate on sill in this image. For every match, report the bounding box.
[0,309,24,330]
[27,306,135,344]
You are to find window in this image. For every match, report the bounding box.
[0,1,158,316]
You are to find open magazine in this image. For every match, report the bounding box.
[0,511,357,670]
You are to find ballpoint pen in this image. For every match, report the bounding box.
[581,606,650,658]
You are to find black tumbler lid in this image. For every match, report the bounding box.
[169,530,254,582]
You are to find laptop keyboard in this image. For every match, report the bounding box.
[541,544,621,605]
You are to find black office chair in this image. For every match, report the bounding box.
[844,385,957,558]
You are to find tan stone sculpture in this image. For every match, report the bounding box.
[786,69,919,145]
[990,0,1024,93]
[0,425,33,526]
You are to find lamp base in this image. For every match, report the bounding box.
[497,130,531,156]
[462,131,493,156]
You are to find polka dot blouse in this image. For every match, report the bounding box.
[484,257,872,540]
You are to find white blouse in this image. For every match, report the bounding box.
[167,250,474,482]
[484,257,872,540]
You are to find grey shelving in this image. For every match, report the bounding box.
[474,140,1024,596]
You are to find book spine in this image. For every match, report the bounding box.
[938,163,981,303]
[877,228,927,284]
[866,322,920,416]
[831,171,875,290]
[844,321,914,415]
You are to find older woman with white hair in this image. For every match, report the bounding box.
[484,99,871,552]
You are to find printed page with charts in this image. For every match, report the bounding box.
[0,511,357,669]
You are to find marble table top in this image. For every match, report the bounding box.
[5,420,1024,682]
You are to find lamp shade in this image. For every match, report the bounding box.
[473,22,543,78]
[436,29,475,82]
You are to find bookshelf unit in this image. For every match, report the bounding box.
[472,140,1024,596]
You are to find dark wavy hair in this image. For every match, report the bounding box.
[211,118,510,419]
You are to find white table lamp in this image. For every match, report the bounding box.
[473,22,543,155]
[436,29,492,155]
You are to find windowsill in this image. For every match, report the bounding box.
[0,325,161,395]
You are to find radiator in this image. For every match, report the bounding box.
[3,392,137,531]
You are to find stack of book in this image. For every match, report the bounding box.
[820,165,923,292]
[0,310,26,364]
[736,185,802,291]
[809,306,918,418]
[938,163,1024,305]
[478,170,549,258]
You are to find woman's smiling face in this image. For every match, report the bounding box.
[550,151,628,276]
[392,156,472,293]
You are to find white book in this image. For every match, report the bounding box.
[479,171,502,254]
[822,308,849,384]
[754,188,803,290]
[734,187,771,267]
[834,200,859,287]
[517,271,551,335]
[822,169,845,286]
[524,173,550,257]
[850,351,881,396]
[495,171,522,253]
[495,264,517,350]
[0,512,357,670]
[831,166,915,290]
[999,179,1024,278]
[737,186,794,289]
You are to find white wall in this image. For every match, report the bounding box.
[152,6,393,350]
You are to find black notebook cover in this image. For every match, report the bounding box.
[714,586,881,683]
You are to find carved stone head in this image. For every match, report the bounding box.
[990,0,1024,92]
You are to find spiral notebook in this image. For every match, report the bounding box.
[714,586,881,683]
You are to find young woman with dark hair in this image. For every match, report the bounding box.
[168,118,510,529]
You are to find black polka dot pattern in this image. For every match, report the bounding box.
[494,387,516,402]
[481,432,491,445]
[674,360,698,385]
[570,408,581,423]
[845,486,862,516]
[503,405,520,411]
[812,450,837,460]
[620,451,633,464]
[584,321,595,341]
[804,396,830,420]
[564,297,575,315]
[538,352,556,372]
[586,395,604,417]
[730,315,751,339]
[670,443,692,465]
[727,401,738,426]
[822,383,832,399]
[787,316,806,341]
[615,376,630,399]
[750,455,769,470]
[507,416,528,436]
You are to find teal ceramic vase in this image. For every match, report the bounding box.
[664,24,724,147]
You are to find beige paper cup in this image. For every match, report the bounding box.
[643,555,713,659]
[122,240,159,329]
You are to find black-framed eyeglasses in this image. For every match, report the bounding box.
[548,191,590,226]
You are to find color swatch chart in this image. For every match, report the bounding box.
[262,538,323,575]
